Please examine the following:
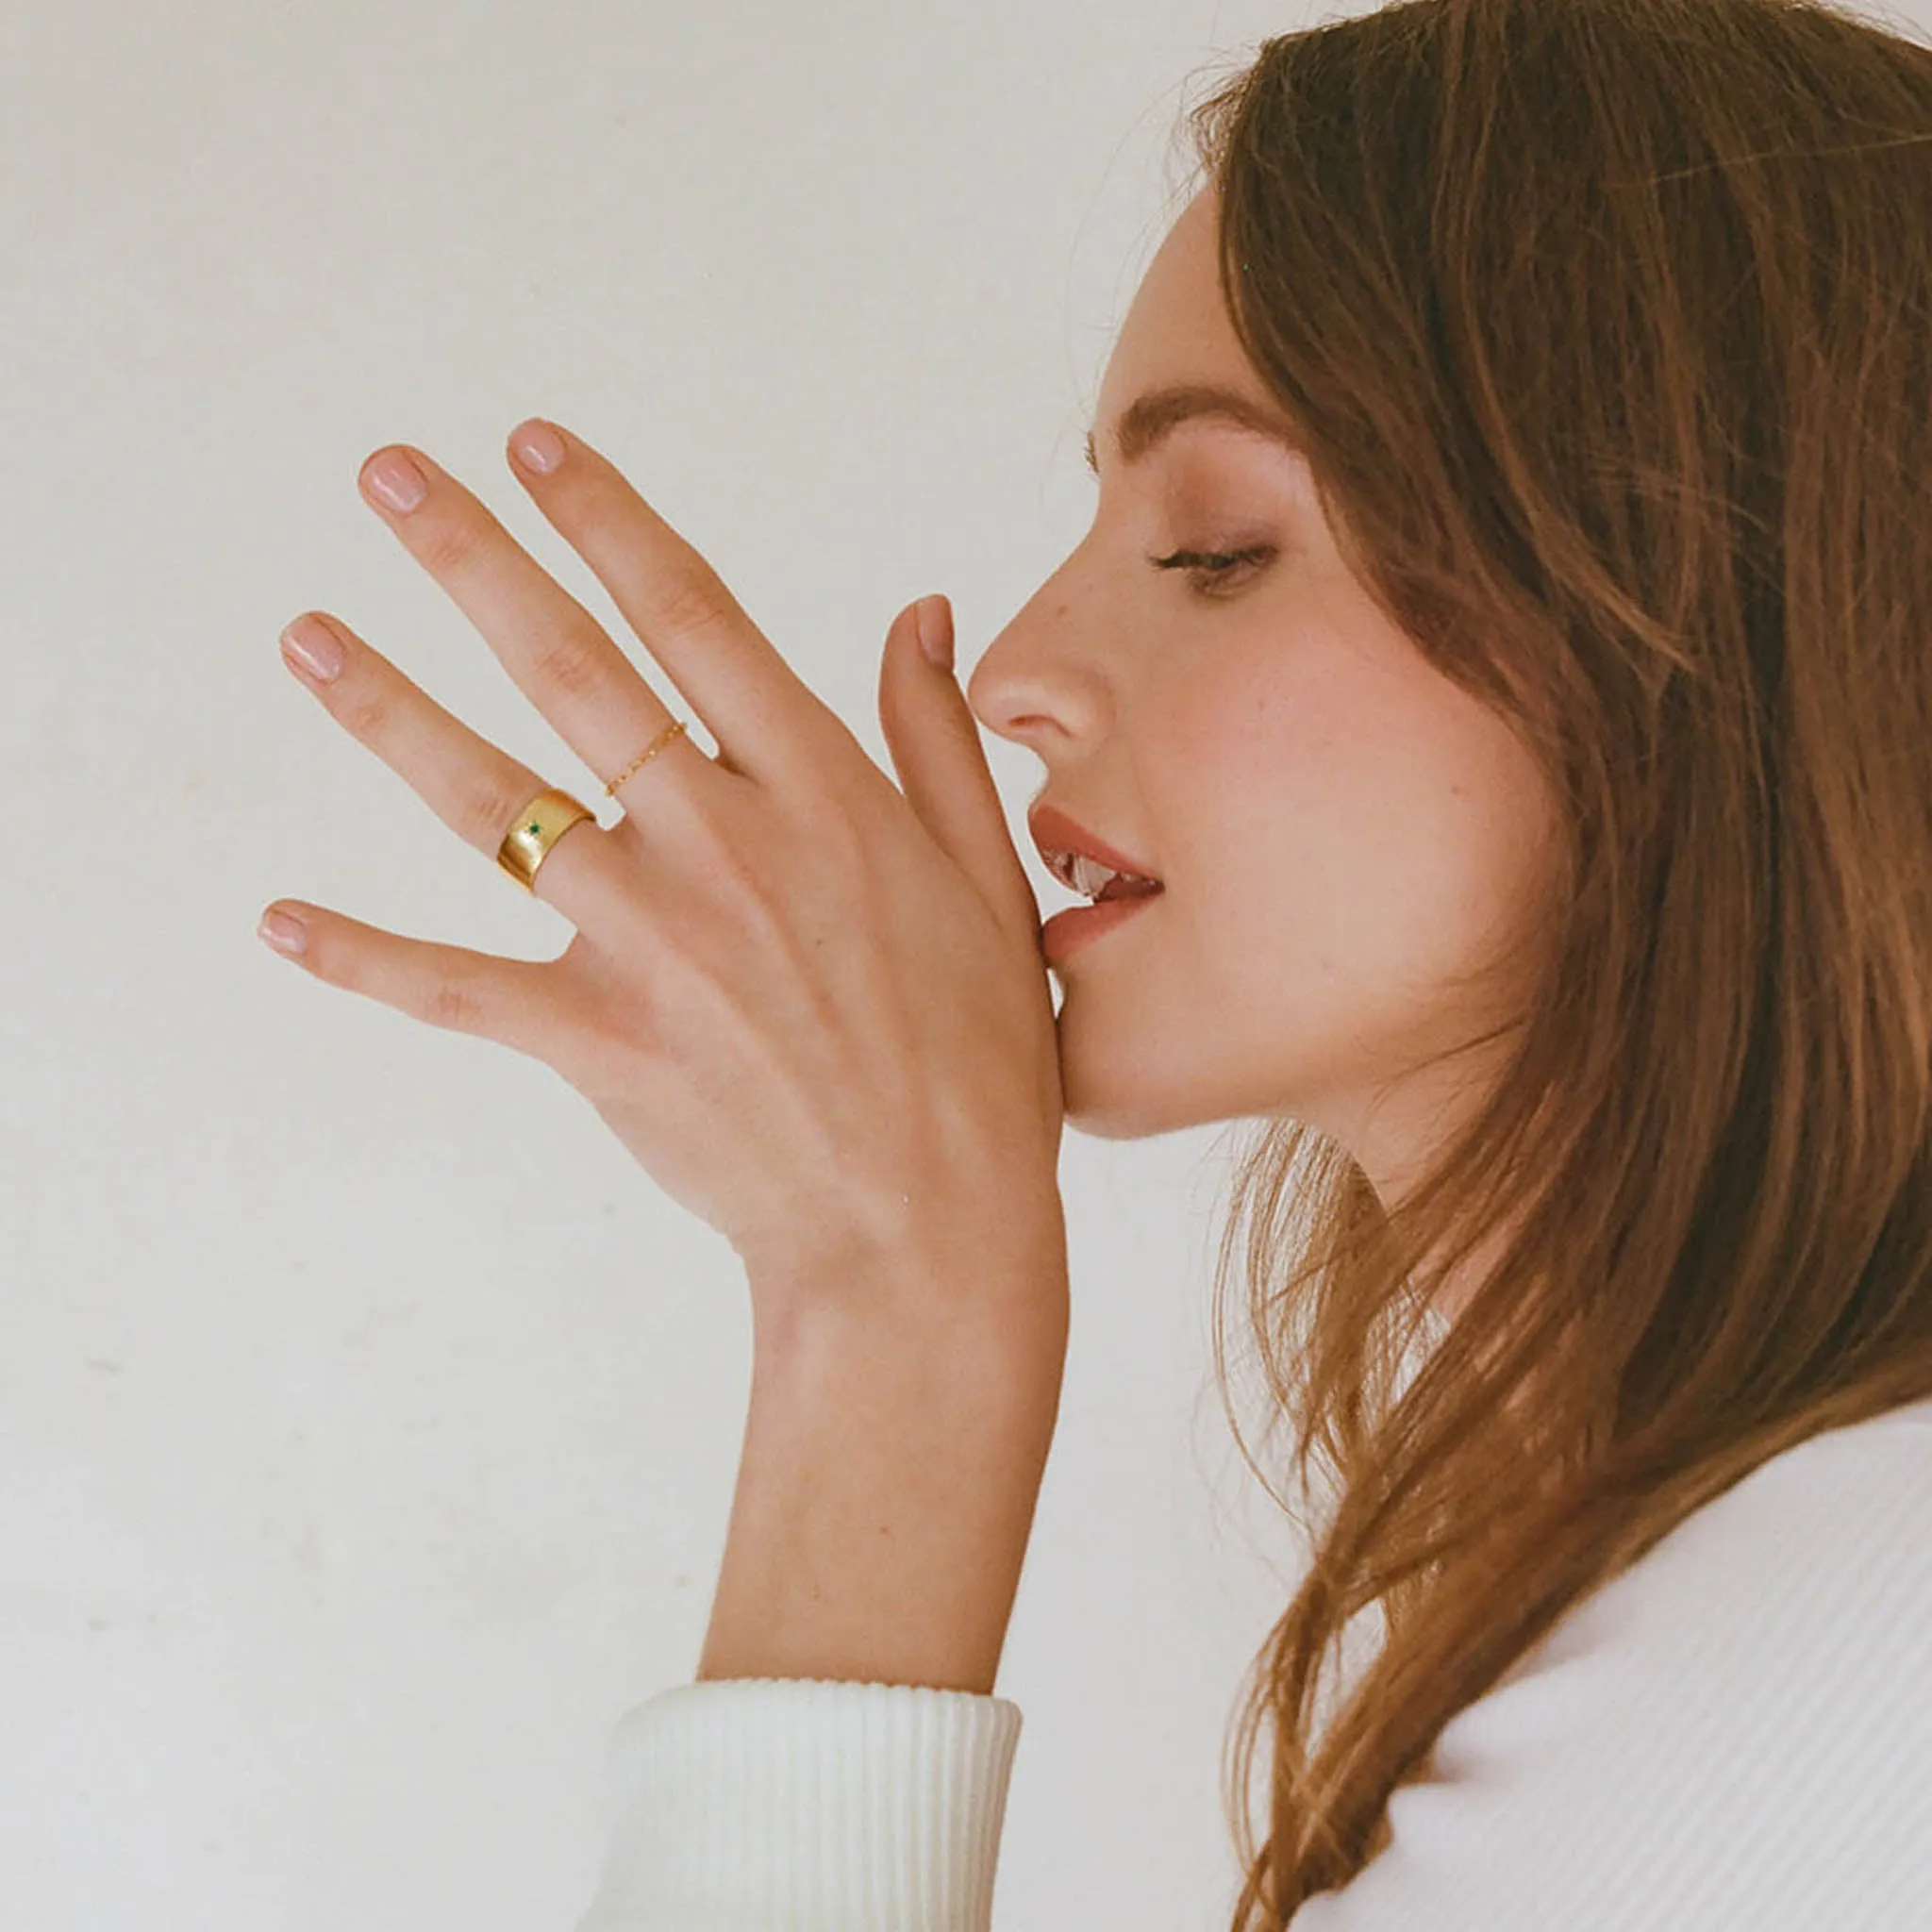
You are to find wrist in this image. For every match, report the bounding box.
[696,1230,1069,1694]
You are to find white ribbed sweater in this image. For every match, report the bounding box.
[573,1395,1932,1931]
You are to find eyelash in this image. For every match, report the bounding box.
[1150,544,1274,598]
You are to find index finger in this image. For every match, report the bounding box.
[505,418,846,788]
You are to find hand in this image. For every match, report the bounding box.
[261,418,1066,1305]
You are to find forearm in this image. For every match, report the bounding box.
[695,1225,1070,1696]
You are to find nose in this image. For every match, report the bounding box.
[967,558,1112,759]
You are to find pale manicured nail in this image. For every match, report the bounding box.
[364,448,427,513]
[917,595,954,672]
[258,908,308,957]
[280,618,343,682]
[510,419,566,474]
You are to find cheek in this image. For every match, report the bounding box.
[1155,650,1546,1031]
[1157,657,1367,985]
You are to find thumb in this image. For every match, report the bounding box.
[877,592,1041,948]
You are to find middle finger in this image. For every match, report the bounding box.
[356,442,707,805]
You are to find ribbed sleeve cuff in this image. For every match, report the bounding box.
[573,1676,1024,1932]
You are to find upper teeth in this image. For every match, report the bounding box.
[1060,853,1130,898]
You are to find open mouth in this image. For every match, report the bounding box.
[1045,852,1164,905]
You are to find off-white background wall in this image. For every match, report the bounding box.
[0,2,1364,1927]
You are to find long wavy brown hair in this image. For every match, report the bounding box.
[1175,0,1932,1922]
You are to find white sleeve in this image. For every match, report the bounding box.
[571,1675,1021,1932]
[1289,1412,1932,1931]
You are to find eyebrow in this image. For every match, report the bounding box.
[1083,382,1304,475]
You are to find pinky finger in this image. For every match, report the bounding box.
[258,899,559,1062]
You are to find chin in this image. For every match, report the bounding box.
[1056,1030,1209,1141]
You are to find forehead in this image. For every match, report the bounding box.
[1091,187,1305,473]
[1096,187,1279,437]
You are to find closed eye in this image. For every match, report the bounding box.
[1150,544,1274,598]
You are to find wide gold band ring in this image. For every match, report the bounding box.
[495,787,597,894]
[495,719,691,893]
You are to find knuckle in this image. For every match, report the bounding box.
[528,625,606,707]
[795,749,874,853]
[809,788,871,877]
[653,562,737,641]
[685,801,787,930]
[789,707,874,800]
[681,796,754,886]
[336,682,392,742]
[469,772,540,852]
[413,512,485,578]
[417,971,486,1033]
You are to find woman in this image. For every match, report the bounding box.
[258,0,1932,1924]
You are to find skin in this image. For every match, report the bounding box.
[968,187,1566,1317]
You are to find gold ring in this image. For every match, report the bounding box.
[495,787,596,894]
[605,719,689,794]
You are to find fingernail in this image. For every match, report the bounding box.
[280,618,343,682]
[364,448,427,513]
[258,908,308,958]
[509,419,566,475]
[917,594,953,672]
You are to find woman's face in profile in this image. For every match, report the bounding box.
[968,187,1563,1183]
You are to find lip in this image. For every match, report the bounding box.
[1027,802,1161,884]
[1041,892,1160,965]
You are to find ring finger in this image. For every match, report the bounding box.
[278,608,611,922]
